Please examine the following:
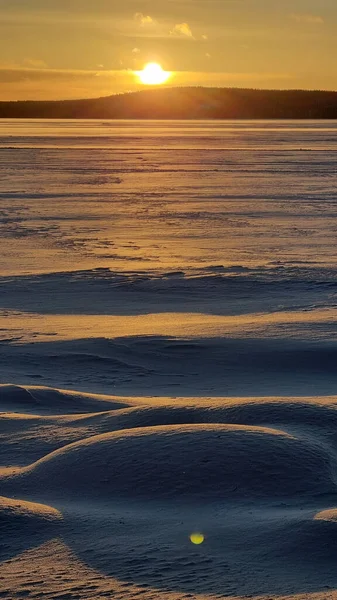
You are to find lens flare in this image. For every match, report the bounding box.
[190,533,205,545]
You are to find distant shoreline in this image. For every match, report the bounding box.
[1,86,337,119]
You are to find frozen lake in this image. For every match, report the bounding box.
[2,120,337,600]
[1,119,337,277]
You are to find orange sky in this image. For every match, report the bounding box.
[1,0,336,100]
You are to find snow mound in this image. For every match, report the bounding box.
[0,496,62,522]
[8,423,334,502]
[0,384,127,415]
[314,508,337,523]
[77,398,337,436]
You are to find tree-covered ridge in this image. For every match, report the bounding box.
[1,87,337,119]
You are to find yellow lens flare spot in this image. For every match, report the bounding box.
[190,533,205,545]
[136,63,171,85]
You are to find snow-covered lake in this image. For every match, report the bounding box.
[2,119,337,278]
[1,119,337,394]
[2,120,337,600]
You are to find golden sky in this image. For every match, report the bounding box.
[1,0,336,100]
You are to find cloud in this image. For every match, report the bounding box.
[201,34,208,40]
[0,67,138,100]
[132,47,140,54]
[23,58,48,68]
[170,22,194,38]
[289,13,324,25]
[0,58,48,69]
[134,13,154,26]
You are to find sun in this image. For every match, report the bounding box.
[137,63,171,85]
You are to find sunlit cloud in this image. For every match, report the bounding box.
[170,22,194,38]
[134,12,154,26]
[289,13,324,25]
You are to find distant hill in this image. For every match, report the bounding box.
[1,87,337,119]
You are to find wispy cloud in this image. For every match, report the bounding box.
[23,58,48,68]
[0,67,136,100]
[289,13,324,25]
[0,58,48,70]
[170,22,194,38]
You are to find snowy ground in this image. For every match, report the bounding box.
[1,119,337,599]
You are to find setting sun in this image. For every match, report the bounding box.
[137,63,171,85]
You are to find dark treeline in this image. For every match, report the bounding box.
[1,87,337,119]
